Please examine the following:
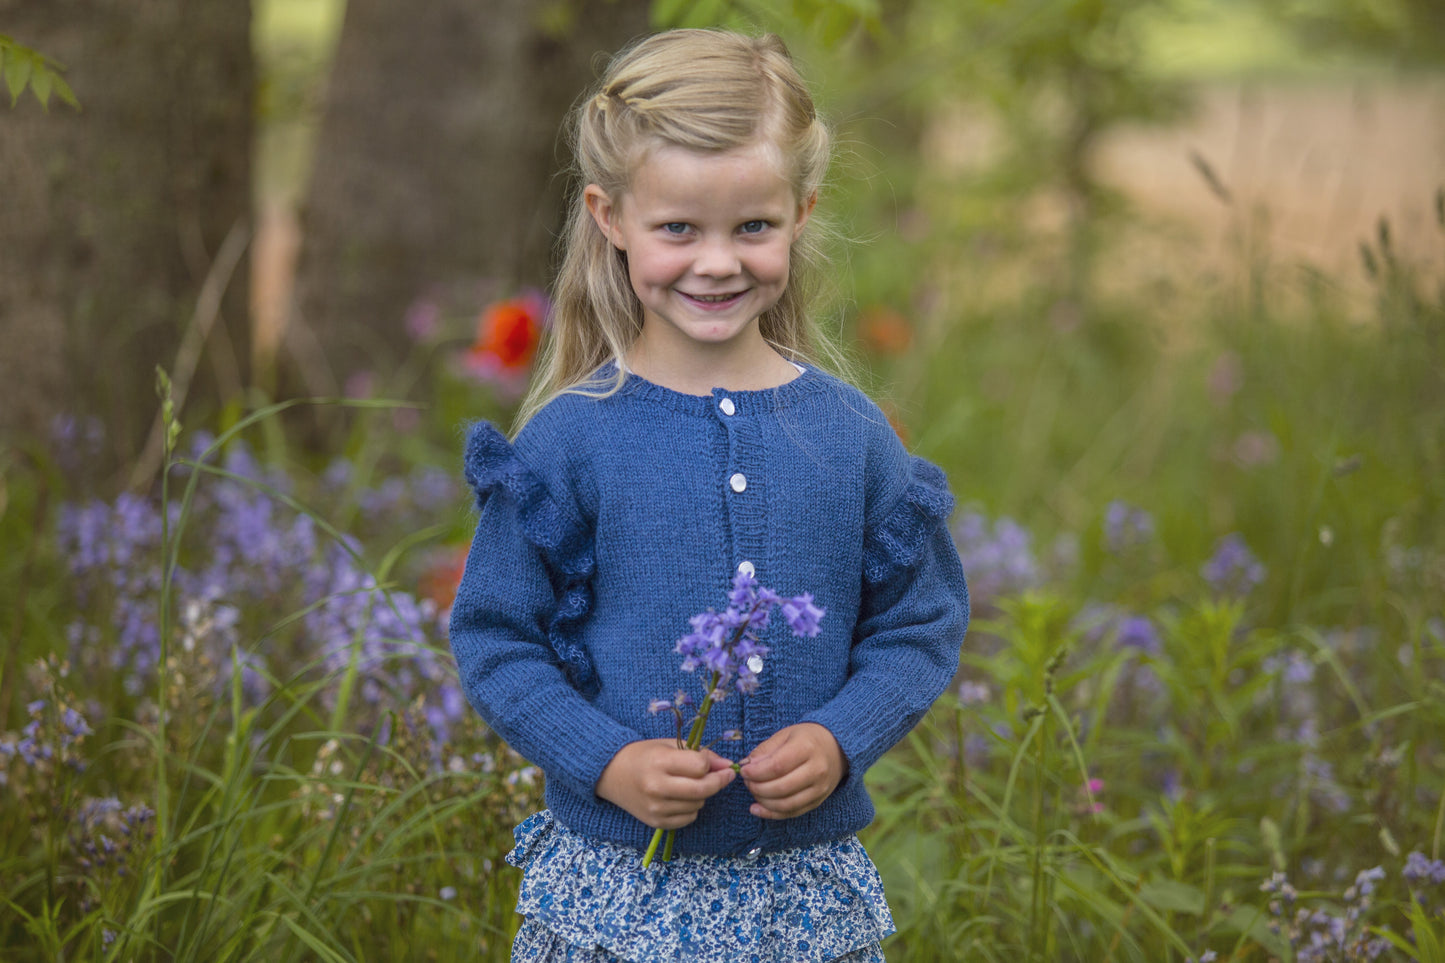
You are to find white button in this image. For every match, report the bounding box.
[729,473,747,493]
[746,847,762,858]
[719,397,736,416]
[736,560,755,577]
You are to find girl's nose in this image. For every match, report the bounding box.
[693,238,740,277]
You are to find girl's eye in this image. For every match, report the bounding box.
[740,220,768,235]
[661,222,690,235]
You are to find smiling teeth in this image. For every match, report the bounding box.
[691,294,735,302]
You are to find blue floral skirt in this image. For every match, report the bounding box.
[505,811,895,962]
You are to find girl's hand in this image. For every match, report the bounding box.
[596,739,737,830]
[740,723,847,820]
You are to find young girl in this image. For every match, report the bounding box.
[449,29,969,962]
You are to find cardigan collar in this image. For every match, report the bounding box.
[615,363,829,417]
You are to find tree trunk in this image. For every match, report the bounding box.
[289,0,650,395]
[0,0,253,476]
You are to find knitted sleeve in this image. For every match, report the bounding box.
[802,446,970,783]
[448,421,638,799]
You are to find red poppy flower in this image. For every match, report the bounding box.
[419,544,470,612]
[464,290,549,379]
[858,305,913,356]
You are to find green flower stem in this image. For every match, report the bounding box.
[643,671,722,868]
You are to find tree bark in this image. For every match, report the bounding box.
[290,0,650,394]
[0,0,253,474]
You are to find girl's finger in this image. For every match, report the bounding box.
[659,766,735,801]
[659,746,719,778]
[743,767,810,803]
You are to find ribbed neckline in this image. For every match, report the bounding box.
[616,364,829,416]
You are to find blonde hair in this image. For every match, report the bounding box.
[513,28,847,431]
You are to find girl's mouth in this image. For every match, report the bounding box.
[683,291,745,306]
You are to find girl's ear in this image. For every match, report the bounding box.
[792,190,818,240]
[584,184,626,251]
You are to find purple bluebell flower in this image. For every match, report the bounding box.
[1345,866,1386,901]
[952,512,1040,603]
[781,593,825,637]
[1304,755,1351,813]
[73,796,154,877]
[49,413,105,456]
[1103,501,1155,555]
[957,680,991,706]
[1403,851,1445,886]
[643,570,825,866]
[1201,533,1266,597]
[1114,615,1160,654]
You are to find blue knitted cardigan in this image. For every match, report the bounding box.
[448,366,969,856]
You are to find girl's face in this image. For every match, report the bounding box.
[585,142,814,366]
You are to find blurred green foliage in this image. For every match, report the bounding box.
[0,33,77,110]
[1275,0,1445,69]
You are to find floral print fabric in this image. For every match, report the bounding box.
[505,811,893,962]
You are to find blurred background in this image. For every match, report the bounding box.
[2,0,1441,521]
[1,1,1443,959]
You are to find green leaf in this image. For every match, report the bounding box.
[30,62,53,108]
[51,72,78,110]
[4,47,32,106]
[1137,879,1205,916]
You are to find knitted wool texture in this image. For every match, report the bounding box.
[449,367,969,856]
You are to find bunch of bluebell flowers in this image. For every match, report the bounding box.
[641,570,824,867]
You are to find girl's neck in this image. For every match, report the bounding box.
[624,333,802,396]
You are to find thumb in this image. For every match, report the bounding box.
[700,748,737,773]
[703,763,737,794]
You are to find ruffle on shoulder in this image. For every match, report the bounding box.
[861,456,956,585]
[464,422,599,696]
[506,811,894,963]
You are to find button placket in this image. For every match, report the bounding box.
[714,397,773,817]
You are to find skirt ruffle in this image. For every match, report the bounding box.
[506,811,895,962]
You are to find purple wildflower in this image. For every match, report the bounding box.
[73,797,154,877]
[671,570,817,701]
[957,680,991,706]
[1201,533,1266,597]
[49,413,107,476]
[1403,851,1445,886]
[952,512,1039,602]
[1115,615,1161,654]
[1103,501,1154,555]
[1345,866,1386,901]
[781,593,825,637]
[643,570,825,866]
